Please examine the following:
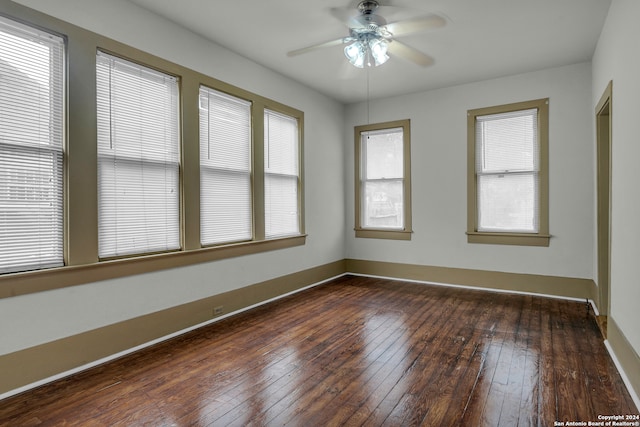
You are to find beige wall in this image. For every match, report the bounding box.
[592,0,640,399]
[345,62,595,280]
[1,0,637,404]
[0,0,346,355]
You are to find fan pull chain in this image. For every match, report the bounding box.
[366,64,370,124]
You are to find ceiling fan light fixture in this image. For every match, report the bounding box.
[369,38,389,66]
[344,36,389,68]
[287,0,443,70]
[344,41,365,68]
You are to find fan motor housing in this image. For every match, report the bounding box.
[354,11,387,31]
[358,0,380,14]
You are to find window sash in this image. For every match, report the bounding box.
[0,16,65,274]
[475,107,539,234]
[477,171,539,233]
[200,166,252,245]
[97,157,180,256]
[199,86,253,245]
[476,108,539,174]
[360,128,405,231]
[264,110,300,238]
[361,178,404,229]
[96,51,180,258]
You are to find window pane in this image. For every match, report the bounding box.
[362,128,403,179]
[265,174,298,237]
[199,87,252,245]
[201,168,252,244]
[97,52,180,258]
[362,180,403,229]
[478,172,538,232]
[265,110,298,175]
[477,108,537,173]
[265,110,299,238]
[98,159,180,255]
[0,16,64,274]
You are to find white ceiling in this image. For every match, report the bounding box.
[128,0,611,104]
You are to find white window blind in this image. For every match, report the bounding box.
[0,16,65,274]
[476,108,539,233]
[96,51,180,258]
[199,87,252,245]
[360,127,404,229]
[264,109,299,238]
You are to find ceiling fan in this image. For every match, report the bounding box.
[287,0,446,68]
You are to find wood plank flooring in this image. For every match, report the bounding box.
[0,275,637,426]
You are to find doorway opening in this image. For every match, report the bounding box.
[596,80,612,338]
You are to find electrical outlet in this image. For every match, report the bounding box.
[213,306,224,316]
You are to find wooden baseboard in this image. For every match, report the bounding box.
[345,259,597,301]
[606,317,640,409]
[0,260,346,396]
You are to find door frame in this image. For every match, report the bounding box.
[595,80,612,336]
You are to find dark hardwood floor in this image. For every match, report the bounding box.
[0,275,637,426]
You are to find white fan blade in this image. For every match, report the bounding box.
[387,40,434,67]
[375,6,413,22]
[330,6,365,29]
[331,5,408,28]
[385,14,446,37]
[287,38,351,57]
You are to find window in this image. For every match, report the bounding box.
[467,98,549,246]
[0,16,65,274]
[96,51,181,258]
[264,109,301,238]
[199,87,252,245]
[0,6,307,296]
[354,120,412,240]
